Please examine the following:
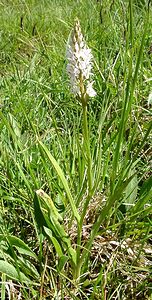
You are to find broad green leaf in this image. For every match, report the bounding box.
[0,235,37,260]
[33,193,52,233]
[0,260,31,283]
[44,216,77,265]
[36,189,63,222]
[57,255,68,272]
[44,227,63,257]
[38,140,80,223]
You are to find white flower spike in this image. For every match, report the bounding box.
[66,19,96,106]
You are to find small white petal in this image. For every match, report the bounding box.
[86,82,96,97]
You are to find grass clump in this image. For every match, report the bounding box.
[0,0,152,299]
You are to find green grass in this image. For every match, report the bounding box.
[0,0,152,299]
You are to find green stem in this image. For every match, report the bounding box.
[82,104,92,192]
[74,103,93,281]
[80,104,93,226]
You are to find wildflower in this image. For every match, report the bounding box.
[66,19,96,106]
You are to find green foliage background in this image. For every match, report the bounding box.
[0,0,152,299]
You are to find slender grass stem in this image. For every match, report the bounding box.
[82,104,92,193]
[75,103,93,280]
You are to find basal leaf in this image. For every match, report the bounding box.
[0,260,31,283]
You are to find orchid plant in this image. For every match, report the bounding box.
[65,18,97,280]
[66,18,96,197]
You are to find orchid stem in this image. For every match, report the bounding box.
[82,103,92,193]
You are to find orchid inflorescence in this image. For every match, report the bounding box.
[66,19,96,106]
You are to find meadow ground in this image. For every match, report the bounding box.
[0,0,152,299]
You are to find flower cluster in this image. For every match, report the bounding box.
[66,19,96,105]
